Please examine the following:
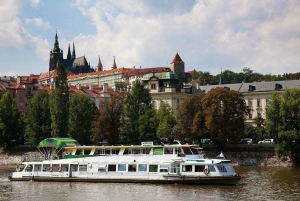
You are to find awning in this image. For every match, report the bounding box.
[37,138,80,149]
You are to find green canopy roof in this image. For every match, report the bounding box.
[37,138,80,149]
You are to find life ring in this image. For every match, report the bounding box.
[203,168,210,174]
[49,167,53,172]
[58,166,62,172]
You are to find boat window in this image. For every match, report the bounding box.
[191,148,199,154]
[182,147,193,155]
[84,149,91,155]
[217,165,227,172]
[164,148,173,154]
[52,165,59,172]
[225,165,234,172]
[71,165,78,172]
[112,148,120,155]
[118,164,127,172]
[182,165,193,172]
[105,149,110,155]
[75,149,81,155]
[175,148,182,154]
[141,148,151,154]
[132,148,140,154]
[62,165,69,172]
[25,165,33,172]
[98,164,106,172]
[195,165,205,172]
[138,164,147,172]
[34,164,42,172]
[79,165,87,172]
[149,165,158,172]
[42,165,50,172]
[208,165,216,172]
[108,164,117,172]
[123,148,129,155]
[159,165,169,172]
[128,164,136,172]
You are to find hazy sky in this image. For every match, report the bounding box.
[0,0,300,77]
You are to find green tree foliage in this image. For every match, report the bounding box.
[50,63,69,137]
[122,79,152,144]
[265,92,282,141]
[265,88,300,165]
[156,102,177,141]
[0,92,23,147]
[138,108,158,142]
[202,87,249,147]
[176,93,207,143]
[68,93,96,145]
[26,90,51,145]
[92,93,124,145]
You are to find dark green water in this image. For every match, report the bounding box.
[0,166,299,201]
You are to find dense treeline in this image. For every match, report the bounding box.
[190,67,300,85]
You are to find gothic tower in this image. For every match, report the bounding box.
[111,56,117,69]
[49,31,63,71]
[95,55,103,71]
[170,53,185,78]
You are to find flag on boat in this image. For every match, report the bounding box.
[217,152,225,159]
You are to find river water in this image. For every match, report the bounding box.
[0,166,299,201]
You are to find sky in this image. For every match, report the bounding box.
[0,0,300,77]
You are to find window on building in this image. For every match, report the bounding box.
[249,111,253,119]
[257,98,261,107]
[152,100,156,109]
[266,98,269,106]
[151,84,156,90]
[248,99,252,107]
[257,110,262,117]
[177,99,180,109]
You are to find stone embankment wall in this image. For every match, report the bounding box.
[199,151,292,167]
[0,151,41,166]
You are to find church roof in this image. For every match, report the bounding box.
[171,53,184,64]
[73,56,88,66]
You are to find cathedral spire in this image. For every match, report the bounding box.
[52,30,61,53]
[111,56,117,69]
[95,55,103,71]
[67,43,71,60]
[72,41,76,59]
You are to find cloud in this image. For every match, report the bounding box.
[30,0,40,7]
[74,0,299,74]
[25,18,52,31]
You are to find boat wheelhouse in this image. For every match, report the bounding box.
[9,139,242,185]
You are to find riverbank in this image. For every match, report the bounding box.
[0,148,293,167]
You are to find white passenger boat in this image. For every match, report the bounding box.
[8,138,242,185]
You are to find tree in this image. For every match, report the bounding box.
[68,93,96,145]
[155,102,177,141]
[92,92,124,145]
[0,92,23,147]
[122,79,152,144]
[266,88,300,165]
[176,93,207,143]
[265,92,282,141]
[26,90,51,145]
[138,108,158,142]
[202,87,249,147]
[50,63,69,137]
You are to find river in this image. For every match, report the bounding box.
[0,166,299,201]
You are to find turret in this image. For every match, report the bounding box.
[111,56,117,69]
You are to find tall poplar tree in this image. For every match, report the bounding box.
[50,63,69,137]
[26,89,51,145]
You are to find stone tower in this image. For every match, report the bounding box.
[170,53,185,78]
[95,55,103,71]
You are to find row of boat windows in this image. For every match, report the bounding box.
[72,147,197,155]
[23,164,229,173]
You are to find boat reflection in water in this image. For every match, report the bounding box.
[8,138,242,185]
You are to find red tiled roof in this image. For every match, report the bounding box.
[171,53,184,63]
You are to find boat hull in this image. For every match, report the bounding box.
[8,175,241,185]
